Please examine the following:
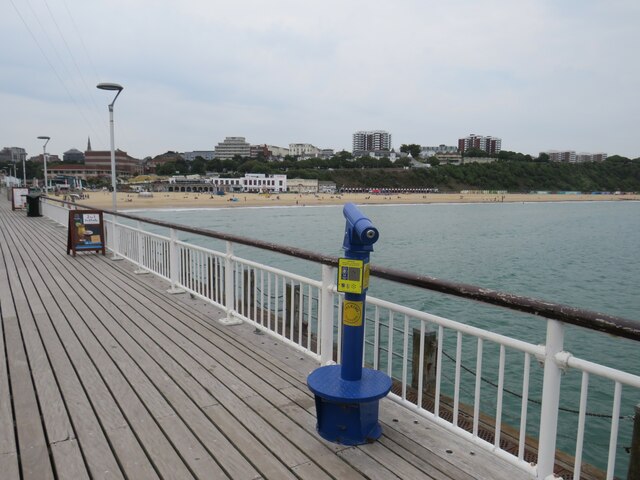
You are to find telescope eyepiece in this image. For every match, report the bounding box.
[365,229,376,239]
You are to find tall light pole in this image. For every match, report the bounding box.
[96,82,123,212]
[37,136,50,194]
[21,154,26,187]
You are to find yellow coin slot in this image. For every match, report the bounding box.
[343,300,363,327]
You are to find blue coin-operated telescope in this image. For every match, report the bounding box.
[307,203,392,445]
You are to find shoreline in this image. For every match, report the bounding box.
[67,191,640,211]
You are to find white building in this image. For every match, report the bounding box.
[546,150,577,163]
[208,173,287,193]
[288,178,318,193]
[352,130,392,153]
[289,143,321,157]
[182,151,216,161]
[575,152,607,163]
[0,147,27,164]
[215,137,251,159]
[420,145,458,158]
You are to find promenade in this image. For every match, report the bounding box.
[0,196,530,479]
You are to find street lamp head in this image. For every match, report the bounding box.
[97,82,123,92]
[97,82,123,108]
[38,136,51,150]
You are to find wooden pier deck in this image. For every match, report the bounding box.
[0,198,532,479]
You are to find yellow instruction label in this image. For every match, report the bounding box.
[343,300,363,327]
[337,258,364,294]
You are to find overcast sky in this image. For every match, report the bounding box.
[2,0,639,160]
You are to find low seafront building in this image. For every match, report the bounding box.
[165,173,287,193]
[288,178,318,193]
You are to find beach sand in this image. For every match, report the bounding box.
[65,191,640,211]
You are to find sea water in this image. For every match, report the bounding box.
[140,200,640,475]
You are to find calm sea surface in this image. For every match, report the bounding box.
[140,200,639,474]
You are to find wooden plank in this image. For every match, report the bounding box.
[0,314,17,456]
[337,447,402,480]
[244,395,368,478]
[377,435,473,480]
[2,312,54,480]
[380,400,529,479]
[156,414,230,479]
[108,426,160,480]
[50,439,90,480]
[290,460,333,480]
[3,261,76,445]
[203,404,298,480]
[357,441,437,480]
[0,453,20,480]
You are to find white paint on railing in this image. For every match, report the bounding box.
[573,371,589,480]
[417,321,426,409]
[401,315,409,400]
[495,344,506,449]
[473,338,483,439]
[221,240,242,325]
[167,228,183,294]
[607,381,622,479]
[537,320,565,479]
[518,352,530,461]
[435,325,444,419]
[453,331,462,428]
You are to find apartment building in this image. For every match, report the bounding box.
[458,134,502,155]
[214,137,251,160]
[352,130,392,153]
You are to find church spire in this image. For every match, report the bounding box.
[87,136,92,151]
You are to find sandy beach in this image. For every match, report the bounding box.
[63,191,640,211]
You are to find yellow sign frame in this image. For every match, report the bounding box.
[337,258,365,294]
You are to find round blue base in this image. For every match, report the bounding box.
[307,365,392,445]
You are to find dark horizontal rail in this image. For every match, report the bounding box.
[45,197,640,341]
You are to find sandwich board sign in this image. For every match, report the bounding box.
[66,210,106,256]
[11,187,29,210]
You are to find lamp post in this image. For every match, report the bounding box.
[96,82,123,212]
[37,136,50,194]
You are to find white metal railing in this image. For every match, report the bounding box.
[42,199,640,480]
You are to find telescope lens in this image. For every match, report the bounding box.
[365,229,376,239]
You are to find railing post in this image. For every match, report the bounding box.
[110,214,122,261]
[537,319,565,479]
[166,228,184,294]
[134,220,148,275]
[219,240,242,325]
[320,264,336,365]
